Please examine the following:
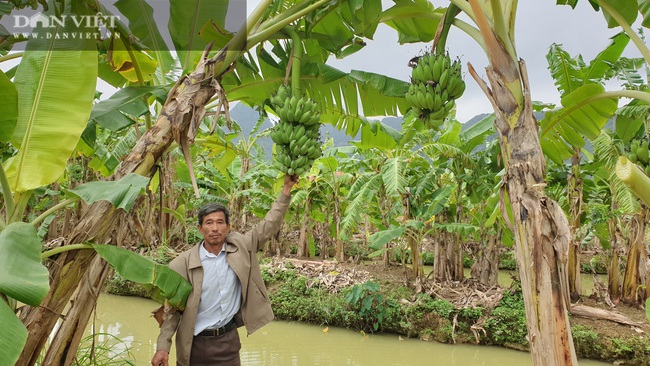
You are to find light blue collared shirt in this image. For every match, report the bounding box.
[193,242,242,335]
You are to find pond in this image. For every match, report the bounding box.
[85,293,612,365]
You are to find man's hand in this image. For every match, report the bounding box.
[282,174,298,196]
[151,350,169,366]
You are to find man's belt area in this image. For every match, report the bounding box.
[197,318,237,337]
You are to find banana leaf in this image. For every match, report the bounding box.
[337,0,382,39]
[222,47,408,140]
[0,299,27,366]
[115,0,175,78]
[539,83,618,165]
[381,0,441,44]
[458,114,495,153]
[92,244,192,309]
[4,5,97,193]
[89,85,165,131]
[369,226,405,250]
[435,222,480,235]
[0,70,17,142]
[0,222,50,366]
[169,0,228,70]
[66,173,150,211]
[596,0,638,29]
[0,222,49,306]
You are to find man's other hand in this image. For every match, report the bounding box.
[151,350,169,366]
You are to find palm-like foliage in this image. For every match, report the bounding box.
[540,34,626,165]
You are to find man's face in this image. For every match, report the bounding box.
[198,211,230,246]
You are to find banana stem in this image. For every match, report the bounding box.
[41,243,94,260]
[433,3,461,54]
[0,52,23,64]
[0,163,13,229]
[283,27,303,97]
[32,197,80,228]
[248,0,331,46]
[597,0,650,65]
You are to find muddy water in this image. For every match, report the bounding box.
[86,293,611,365]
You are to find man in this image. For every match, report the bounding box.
[152,174,297,366]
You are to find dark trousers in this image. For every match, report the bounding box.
[187,329,241,366]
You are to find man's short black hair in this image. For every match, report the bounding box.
[197,203,230,226]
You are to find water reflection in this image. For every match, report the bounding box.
[87,294,611,365]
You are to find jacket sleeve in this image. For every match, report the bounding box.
[156,309,181,351]
[245,192,291,252]
[155,256,186,351]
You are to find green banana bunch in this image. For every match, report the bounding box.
[269,84,324,176]
[405,51,466,130]
[626,137,650,177]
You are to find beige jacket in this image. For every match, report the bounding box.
[155,193,291,366]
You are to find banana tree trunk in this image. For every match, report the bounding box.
[403,193,424,281]
[41,256,111,366]
[621,211,648,304]
[334,195,344,262]
[469,57,577,365]
[297,198,311,257]
[18,50,225,366]
[607,218,622,301]
[433,229,450,282]
[567,149,583,302]
[380,193,391,267]
[470,228,501,287]
[451,197,464,281]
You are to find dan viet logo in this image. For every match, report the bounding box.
[9,12,119,43]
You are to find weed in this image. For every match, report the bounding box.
[344,281,391,332]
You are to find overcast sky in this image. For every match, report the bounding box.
[314,1,644,123]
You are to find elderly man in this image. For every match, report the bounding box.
[152,175,297,366]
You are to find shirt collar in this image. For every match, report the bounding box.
[199,241,226,259]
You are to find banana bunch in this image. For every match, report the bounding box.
[269,85,323,176]
[405,52,466,129]
[626,137,650,176]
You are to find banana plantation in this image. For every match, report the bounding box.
[2,0,650,365]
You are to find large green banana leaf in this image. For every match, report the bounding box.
[223,52,408,139]
[169,0,228,71]
[546,33,628,97]
[337,0,383,39]
[539,83,618,165]
[115,0,176,80]
[0,298,26,366]
[368,226,405,250]
[0,223,49,306]
[4,8,97,193]
[594,0,638,28]
[89,85,166,131]
[381,0,441,44]
[92,244,192,309]
[458,114,495,153]
[0,70,17,142]
[0,222,49,366]
[356,120,401,150]
[66,173,150,211]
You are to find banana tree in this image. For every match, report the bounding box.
[7,0,414,363]
[422,0,585,363]
[542,33,631,301]
[416,114,496,282]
